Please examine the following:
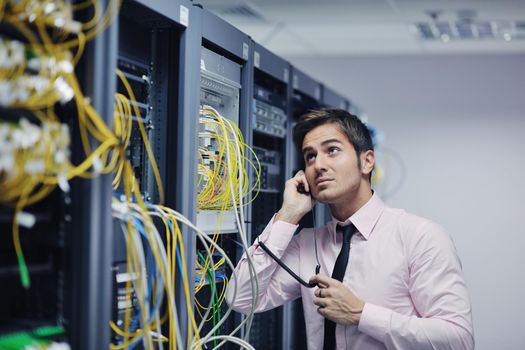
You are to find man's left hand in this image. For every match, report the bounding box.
[310,274,365,326]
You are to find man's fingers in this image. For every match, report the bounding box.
[315,288,330,298]
[294,170,310,193]
[312,296,328,308]
[309,274,334,287]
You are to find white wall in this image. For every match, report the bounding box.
[289,54,525,350]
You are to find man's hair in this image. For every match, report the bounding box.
[293,108,374,181]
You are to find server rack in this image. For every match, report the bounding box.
[111,0,200,348]
[0,1,117,348]
[112,2,167,346]
[193,6,253,346]
[249,41,291,350]
[69,3,118,349]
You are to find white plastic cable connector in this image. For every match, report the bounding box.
[111,199,129,217]
[57,60,73,74]
[24,159,45,174]
[16,211,36,228]
[58,174,70,193]
[92,155,102,174]
[53,76,74,104]
[45,342,71,350]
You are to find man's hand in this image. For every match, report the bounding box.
[310,274,365,326]
[275,170,314,224]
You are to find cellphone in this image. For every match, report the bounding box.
[297,183,309,195]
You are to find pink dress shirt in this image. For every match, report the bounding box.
[226,193,474,349]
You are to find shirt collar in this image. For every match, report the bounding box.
[329,192,385,240]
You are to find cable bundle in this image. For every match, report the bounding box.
[194,105,264,348]
[197,106,260,211]
[0,0,122,290]
[0,2,266,349]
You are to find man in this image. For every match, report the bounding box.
[226,109,474,349]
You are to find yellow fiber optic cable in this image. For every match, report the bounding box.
[116,69,165,204]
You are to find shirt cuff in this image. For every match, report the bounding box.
[262,216,298,250]
[358,303,392,343]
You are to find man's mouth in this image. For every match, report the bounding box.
[316,178,333,186]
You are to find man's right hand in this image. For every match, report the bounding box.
[275,170,314,224]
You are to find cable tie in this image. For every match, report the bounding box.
[16,211,36,228]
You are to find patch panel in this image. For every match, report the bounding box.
[253,99,287,138]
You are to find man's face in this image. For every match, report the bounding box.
[302,123,368,205]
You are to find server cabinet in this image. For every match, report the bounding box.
[110,0,200,348]
[249,42,292,350]
[0,1,117,349]
[193,6,253,348]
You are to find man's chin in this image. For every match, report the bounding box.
[313,190,332,204]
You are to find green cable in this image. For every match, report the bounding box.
[17,250,30,289]
[0,325,65,349]
[198,251,220,348]
[205,262,218,348]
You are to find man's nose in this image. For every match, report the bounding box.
[313,154,327,172]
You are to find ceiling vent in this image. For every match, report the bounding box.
[414,10,524,41]
[217,3,265,20]
[417,20,525,41]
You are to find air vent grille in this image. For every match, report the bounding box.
[414,20,525,41]
[219,4,264,20]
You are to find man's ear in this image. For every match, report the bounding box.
[360,150,375,176]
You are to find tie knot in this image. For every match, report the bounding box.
[336,223,356,243]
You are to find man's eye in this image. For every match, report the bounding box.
[328,147,339,154]
[305,154,316,162]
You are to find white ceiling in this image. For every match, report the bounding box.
[196,0,525,56]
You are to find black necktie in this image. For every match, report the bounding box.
[323,223,356,350]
